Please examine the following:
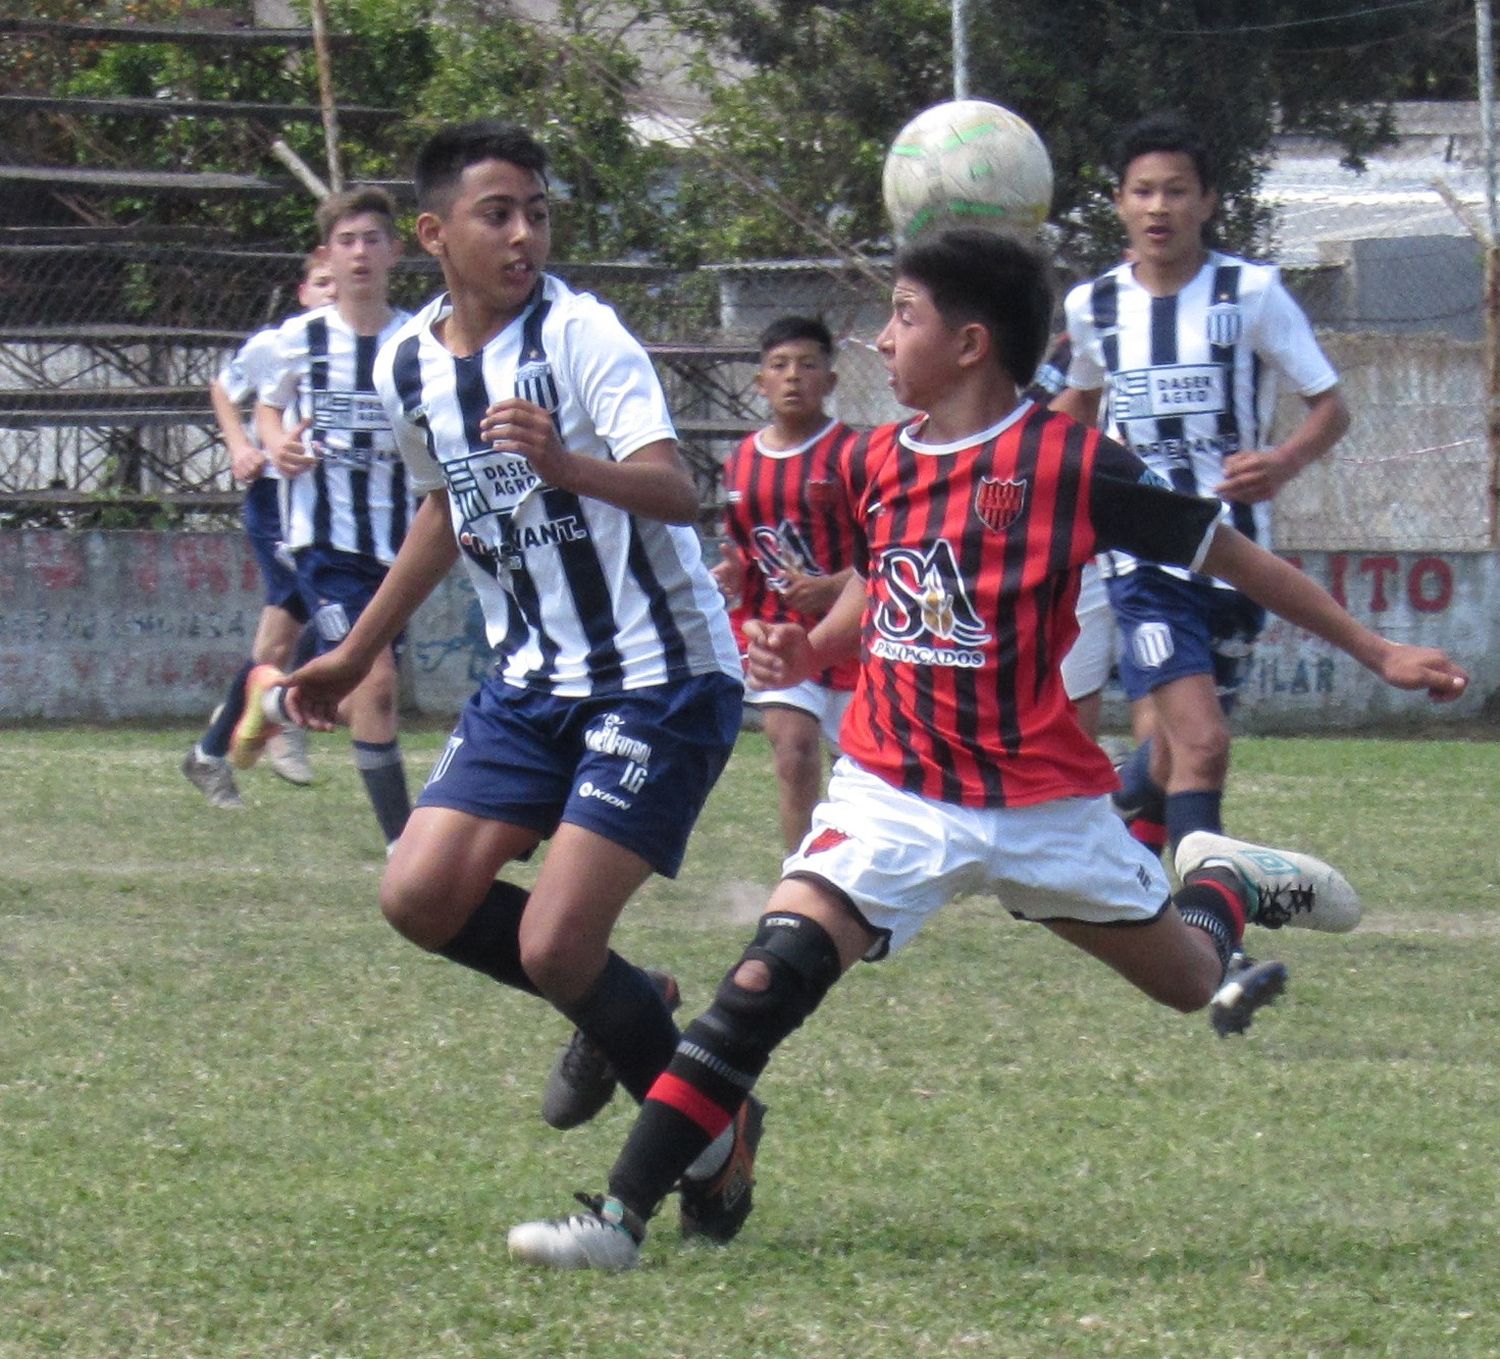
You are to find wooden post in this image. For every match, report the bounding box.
[309,0,343,193]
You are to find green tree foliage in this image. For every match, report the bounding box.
[653,0,1481,268]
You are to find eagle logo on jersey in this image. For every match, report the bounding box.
[749,521,822,592]
[874,542,990,650]
[975,476,1027,532]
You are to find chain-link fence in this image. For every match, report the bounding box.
[2,7,1496,549]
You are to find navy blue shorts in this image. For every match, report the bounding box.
[242,478,305,618]
[294,544,401,658]
[1108,568,1265,712]
[417,671,744,878]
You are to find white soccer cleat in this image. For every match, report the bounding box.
[181,747,244,810]
[1175,832,1361,933]
[507,1195,643,1271]
[265,725,314,786]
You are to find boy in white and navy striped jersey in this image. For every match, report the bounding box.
[253,186,418,851]
[278,123,751,1228]
[1055,112,1349,856]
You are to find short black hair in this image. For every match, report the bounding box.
[758,315,834,360]
[1111,111,1215,192]
[894,229,1051,390]
[414,120,549,213]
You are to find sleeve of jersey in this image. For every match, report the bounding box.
[563,302,677,459]
[1258,274,1339,396]
[1061,283,1105,390]
[1088,435,1223,573]
[256,320,300,409]
[372,343,445,495]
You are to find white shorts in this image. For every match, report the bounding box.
[746,679,852,751]
[1061,596,1116,700]
[1061,560,1115,700]
[783,758,1170,957]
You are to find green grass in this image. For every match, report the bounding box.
[1,726,1498,1358]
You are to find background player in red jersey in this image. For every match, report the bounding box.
[712,316,860,850]
[506,229,1468,1271]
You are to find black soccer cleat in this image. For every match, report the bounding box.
[1209,952,1289,1037]
[540,969,681,1130]
[679,1095,766,1243]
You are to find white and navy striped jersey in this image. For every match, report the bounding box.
[260,304,417,565]
[1064,251,1337,586]
[375,274,742,697]
[219,325,286,478]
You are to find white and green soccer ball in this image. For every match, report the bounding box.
[882,99,1053,243]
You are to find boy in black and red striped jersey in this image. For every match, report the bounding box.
[712,316,860,850]
[506,229,1468,1271]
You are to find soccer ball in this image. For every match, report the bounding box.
[882,99,1053,243]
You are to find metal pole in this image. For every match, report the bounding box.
[309,0,343,192]
[1478,0,1500,542]
[952,0,971,100]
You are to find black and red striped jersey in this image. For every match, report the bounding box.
[838,400,1221,808]
[720,418,861,692]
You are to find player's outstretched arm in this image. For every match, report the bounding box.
[478,398,699,523]
[1201,525,1469,700]
[284,492,460,729]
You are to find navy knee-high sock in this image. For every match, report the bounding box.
[201,660,255,758]
[1165,789,1223,853]
[352,738,411,846]
[437,880,538,993]
[559,954,680,1107]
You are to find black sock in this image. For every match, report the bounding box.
[201,660,255,758]
[1174,869,1248,974]
[352,739,410,845]
[560,953,680,1106]
[436,880,538,994]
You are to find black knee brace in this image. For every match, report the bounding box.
[698,912,843,1056]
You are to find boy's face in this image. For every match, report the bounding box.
[1114,150,1215,274]
[322,210,400,303]
[297,260,337,310]
[756,338,836,423]
[417,158,550,320]
[876,276,967,411]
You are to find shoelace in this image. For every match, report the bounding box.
[557,1034,610,1084]
[1255,882,1316,928]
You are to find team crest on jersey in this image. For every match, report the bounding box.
[975,476,1027,532]
[1205,302,1242,347]
[515,356,561,414]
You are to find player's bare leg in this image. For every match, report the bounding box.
[760,705,826,852]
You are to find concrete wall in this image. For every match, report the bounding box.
[2,530,1496,731]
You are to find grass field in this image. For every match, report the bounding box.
[2,724,1498,1358]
